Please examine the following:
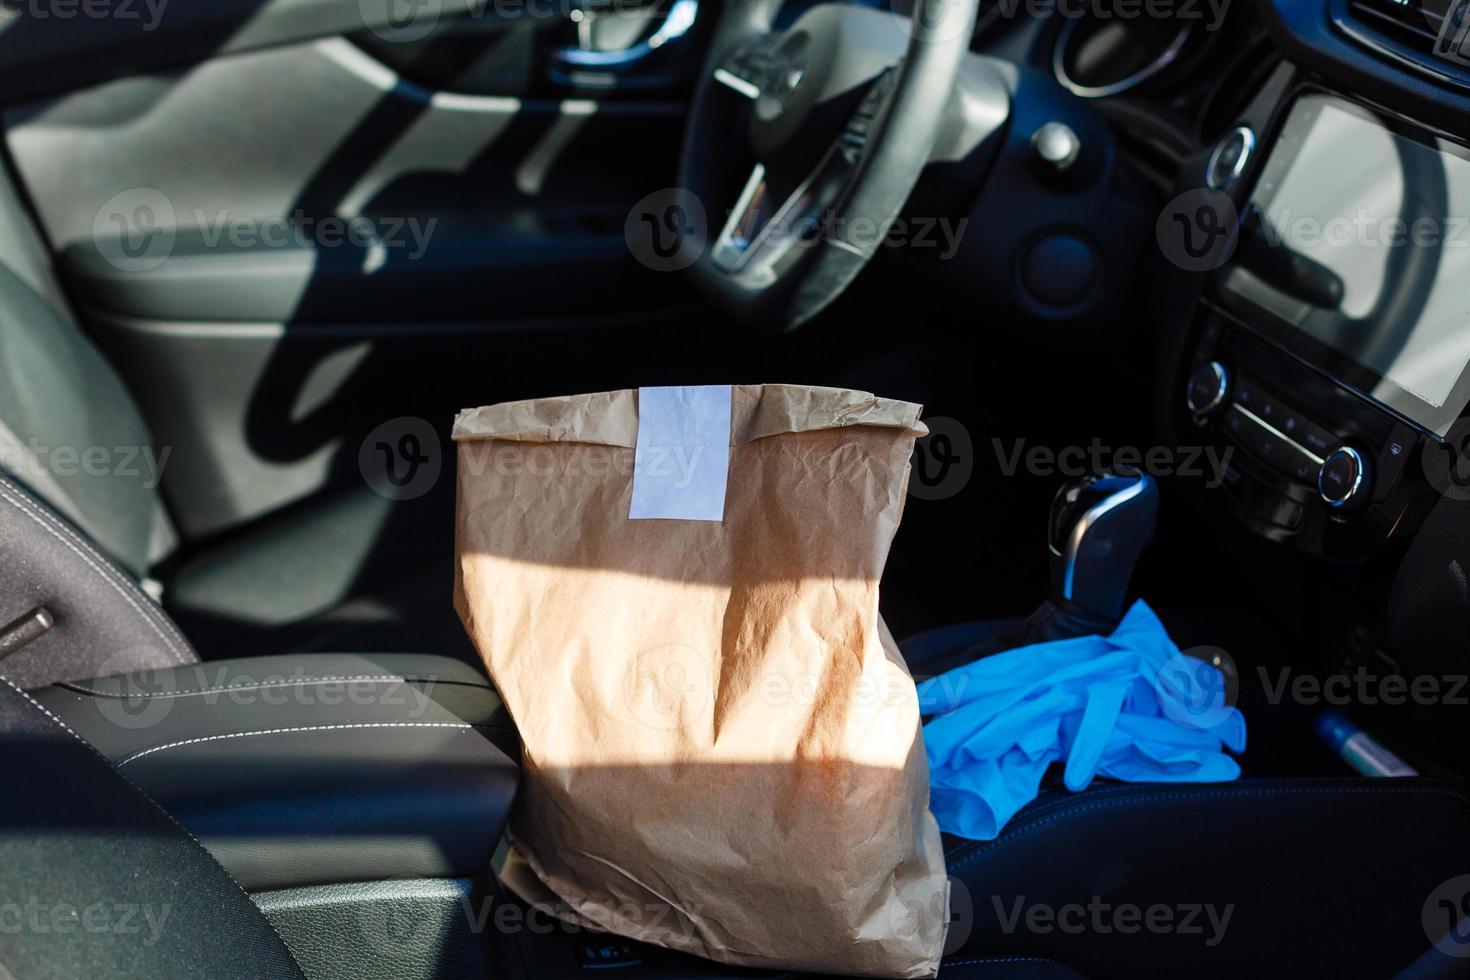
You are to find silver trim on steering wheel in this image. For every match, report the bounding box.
[713,67,761,99]
[709,145,852,286]
[711,164,770,270]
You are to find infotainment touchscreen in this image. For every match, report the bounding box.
[1221,92,1470,437]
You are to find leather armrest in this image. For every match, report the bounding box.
[33,653,519,891]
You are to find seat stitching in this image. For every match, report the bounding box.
[0,674,307,977]
[947,784,1470,872]
[0,477,194,666]
[116,721,511,767]
[62,674,491,699]
[942,957,1059,967]
[0,476,196,664]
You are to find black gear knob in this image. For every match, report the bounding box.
[1048,471,1159,624]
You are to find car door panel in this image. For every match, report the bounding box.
[0,7,710,539]
[10,37,687,323]
[0,0,488,105]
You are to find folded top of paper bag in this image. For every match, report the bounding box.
[451,383,927,447]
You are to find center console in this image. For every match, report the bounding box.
[1173,75,1470,559]
[35,652,520,891]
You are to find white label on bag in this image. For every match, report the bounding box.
[629,385,732,522]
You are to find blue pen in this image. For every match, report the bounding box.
[1314,711,1418,778]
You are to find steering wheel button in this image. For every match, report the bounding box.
[860,89,882,112]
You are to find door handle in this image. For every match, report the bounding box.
[550,0,698,71]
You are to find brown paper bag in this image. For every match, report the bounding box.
[452,384,948,978]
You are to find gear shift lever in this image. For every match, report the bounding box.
[1048,472,1159,623]
[934,471,1160,671]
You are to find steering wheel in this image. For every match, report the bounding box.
[678,0,981,330]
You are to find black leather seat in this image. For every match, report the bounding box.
[938,777,1468,977]
[0,674,306,978]
[0,170,461,689]
[903,621,1470,978]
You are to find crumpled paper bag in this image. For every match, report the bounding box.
[453,383,947,978]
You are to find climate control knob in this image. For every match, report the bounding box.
[1318,446,1370,509]
[1185,361,1230,417]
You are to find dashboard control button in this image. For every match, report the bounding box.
[1032,121,1082,176]
[1300,423,1336,457]
[1020,233,1097,308]
[1226,406,1288,468]
[1249,424,1289,468]
[1186,361,1230,417]
[1229,380,1318,452]
[1287,449,1318,485]
[1253,393,1283,426]
[1373,423,1417,502]
[1199,315,1223,350]
[1233,378,1264,412]
[1276,406,1308,442]
[1237,478,1304,531]
[1206,126,1256,191]
[1319,446,1370,509]
[1226,404,1326,486]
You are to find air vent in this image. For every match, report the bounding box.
[1339,0,1470,83]
[1348,0,1447,48]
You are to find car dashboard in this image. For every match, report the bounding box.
[947,0,1470,563]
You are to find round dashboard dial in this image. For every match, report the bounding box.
[1206,126,1257,190]
[1318,447,1370,510]
[1185,361,1230,417]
